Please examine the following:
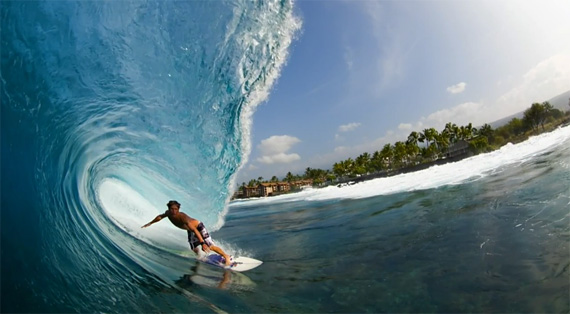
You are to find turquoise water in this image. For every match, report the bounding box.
[216,131,570,312]
[2,0,569,312]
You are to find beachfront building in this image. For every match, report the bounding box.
[445,140,470,158]
[242,186,260,198]
[290,179,314,189]
[277,182,291,193]
[259,182,278,197]
[258,182,292,197]
[234,179,314,199]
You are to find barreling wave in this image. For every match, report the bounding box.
[1,0,299,311]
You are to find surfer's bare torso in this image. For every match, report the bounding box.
[143,206,204,242]
[165,210,199,230]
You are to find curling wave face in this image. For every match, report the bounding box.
[1,0,299,311]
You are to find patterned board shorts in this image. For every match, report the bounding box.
[187,222,214,250]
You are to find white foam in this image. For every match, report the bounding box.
[231,125,570,205]
[222,4,301,228]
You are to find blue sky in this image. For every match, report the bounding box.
[235,0,570,184]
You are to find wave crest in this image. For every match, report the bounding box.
[1,0,300,274]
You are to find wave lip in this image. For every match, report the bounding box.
[2,0,300,311]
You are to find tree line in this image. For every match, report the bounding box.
[240,101,568,188]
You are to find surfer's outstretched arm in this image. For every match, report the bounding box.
[141,213,167,228]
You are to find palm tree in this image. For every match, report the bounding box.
[407,131,420,145]
[457,126,463,141]
[326,171,336,183]
[370,150,384,172]
[344,158,355,177]
[418,131,426,148]
[420,128,438,149]
[542,101,554,113]
[393,141,407,168]
[425,143,439,160]
[335,158,357,178]
[435,132,450,157]
[304,167,312,179]
[405,141,420,165]
[333,162,346,178]
[478,123,493,141]
[458,123,475,141]
[307,168,327,185]
[356,152,371,174]
[405,132,420,165]
[466,123,476,139]
[380,144,393,170]
[443,122,458,144]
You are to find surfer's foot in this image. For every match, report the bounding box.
[223,261,237,269]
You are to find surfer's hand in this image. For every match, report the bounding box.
[201,243,210,253]
[141,223,150,228]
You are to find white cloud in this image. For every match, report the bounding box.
[398,123,412,130]
[497,54,570,116]
[257,153,301,164]
[334,146,348,153]
[258,135,300,155]
[447,82,466,94]
[256,135,301,164]
[421,102,487,128]
[338,122,361,132]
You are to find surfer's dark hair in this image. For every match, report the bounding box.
[167,200,181,208]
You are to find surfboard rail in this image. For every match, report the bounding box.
[200,254,263,272]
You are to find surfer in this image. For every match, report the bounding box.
[141,200,232,266]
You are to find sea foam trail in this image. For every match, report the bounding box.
[232,125,570,206]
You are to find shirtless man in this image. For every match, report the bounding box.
[141,200,232,266]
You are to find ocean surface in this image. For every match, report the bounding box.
[1,1,569,313]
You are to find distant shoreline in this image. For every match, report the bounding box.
[328,120,569,189]
[233,117,570,201]
[334,150,472,186]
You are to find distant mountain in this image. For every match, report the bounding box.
[489,112,523,129]
[548,90,570,111]
[489,90,570,129]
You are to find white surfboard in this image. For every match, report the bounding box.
[200,254,263,272]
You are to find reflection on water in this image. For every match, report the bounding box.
[176,261,257,292]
